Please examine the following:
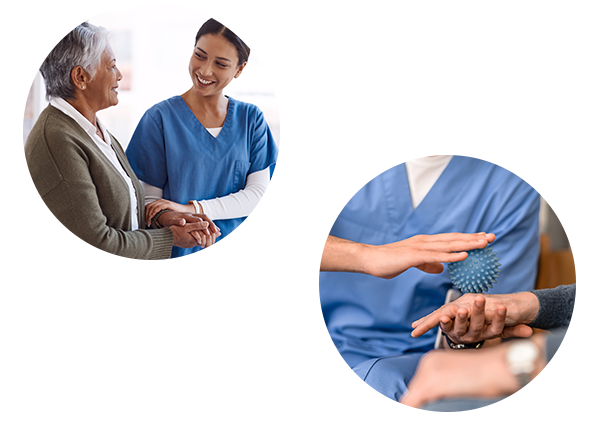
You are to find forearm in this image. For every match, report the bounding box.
[198,168,270,219]
[320,235,371,274]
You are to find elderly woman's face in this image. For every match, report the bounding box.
[85,44,122,111]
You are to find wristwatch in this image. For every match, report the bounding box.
[506,340,540,388]
[444,333,485,349]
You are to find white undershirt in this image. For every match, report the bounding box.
[141,126,271,220]
[405,155,453,208]
[50,97,139,230]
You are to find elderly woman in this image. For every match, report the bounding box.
[25,22,219,260]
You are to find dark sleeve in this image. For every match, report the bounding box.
[26,113,174,260]
[529,284,576,330]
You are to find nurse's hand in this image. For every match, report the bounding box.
[146,199,195,226]
[170,221,211,248]
[190,213,221,248]
[159,212,221,248]
[366,233,496,278]
[400,334,547,408]
[321,233,496,278]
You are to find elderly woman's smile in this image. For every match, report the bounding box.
[84,44,122,112]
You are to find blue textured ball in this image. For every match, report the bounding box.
[448,247,501,293]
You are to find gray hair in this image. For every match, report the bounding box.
[40,22,109,100]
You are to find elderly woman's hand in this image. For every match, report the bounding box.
[170,221,210,248]
[146,199,195,226]
[411,292,540,344]
[158,211,221,248]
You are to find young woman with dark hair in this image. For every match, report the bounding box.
[126,18,278,258]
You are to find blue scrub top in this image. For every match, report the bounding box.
[319,156,540,396]
[126,96,278,258]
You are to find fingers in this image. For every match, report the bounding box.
[453,308,469,336]
[183,221,209,233]
[190,230,206,248]
[411,310,444,337]
[145,200,170,225]
[418,232,497,256]
[464,295,486,339]
[488,305,507,338]
[439,315,453,333]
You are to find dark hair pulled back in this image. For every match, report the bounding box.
[195,18,250,66]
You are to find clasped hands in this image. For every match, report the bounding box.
[151,209,221,249]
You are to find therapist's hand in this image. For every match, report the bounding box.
[367,233,496,278]
[321,232,496,279]
[400,334,547,409]
[411,292,540,344]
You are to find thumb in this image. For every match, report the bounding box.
[502,324,534,339]
[417,262,445,274]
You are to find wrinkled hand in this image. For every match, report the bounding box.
[365,232,496,279]
[411,292,540,343]
[160,212,221,249]
[170,221,210,249]
[146,199,194,226]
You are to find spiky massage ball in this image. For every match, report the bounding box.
[448,247,501,293]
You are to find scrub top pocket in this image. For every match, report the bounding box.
[233,160,251,190]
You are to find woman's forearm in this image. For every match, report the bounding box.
[198,168,270,219]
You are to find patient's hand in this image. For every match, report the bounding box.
[146,199,194,226]
[158,211,221,248]
[411,292,540,344]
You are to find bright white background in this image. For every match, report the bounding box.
[1,1,598,427]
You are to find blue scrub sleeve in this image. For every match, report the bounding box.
[249,108,278,177]
[126,111,168,189]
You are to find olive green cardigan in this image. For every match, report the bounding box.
[25,105,174,259]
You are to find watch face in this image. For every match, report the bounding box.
[507,341,539,372]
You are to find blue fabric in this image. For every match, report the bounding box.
[126,96,278,258]
[319,156,540,400]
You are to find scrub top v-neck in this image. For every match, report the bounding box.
[126,95,278,258]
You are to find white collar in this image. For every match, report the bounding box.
[49,97,110,143]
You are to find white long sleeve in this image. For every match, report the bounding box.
[141,181,164,205]
[199,167,270,219]
[140,167,271,220]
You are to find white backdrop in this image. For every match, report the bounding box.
[2,1,598,427]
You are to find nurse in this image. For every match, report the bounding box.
[126,18,278,258]
[319,155,541,401]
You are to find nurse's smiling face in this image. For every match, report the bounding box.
[189,33,246,98]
